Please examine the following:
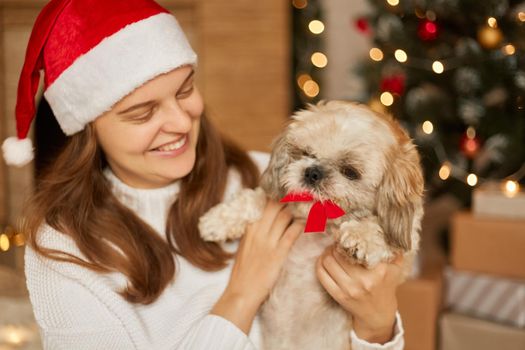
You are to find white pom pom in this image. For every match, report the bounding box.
[2,137,34,167]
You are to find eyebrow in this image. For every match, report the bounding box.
[117,70,195,115]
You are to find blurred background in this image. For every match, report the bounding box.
[0,0,524,349]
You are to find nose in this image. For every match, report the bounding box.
[160,101,193,133]
[304,166,324,186]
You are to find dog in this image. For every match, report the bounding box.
[199,100,424,349]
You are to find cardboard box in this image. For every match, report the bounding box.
[440,312,525,350]
[397,265,443,350]
[444,267,525,328]
[451,212,525,279]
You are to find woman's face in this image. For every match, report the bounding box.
[94,66,203,188]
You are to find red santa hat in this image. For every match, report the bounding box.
[2,0,197,167]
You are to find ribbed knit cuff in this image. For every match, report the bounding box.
[350,312,405,350]
[181,314,257,350]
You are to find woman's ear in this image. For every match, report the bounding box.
[376,141,424,251]
[260,132,292,200]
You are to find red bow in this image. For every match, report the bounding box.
[280,192,345,233]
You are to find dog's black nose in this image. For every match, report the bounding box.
[304,166,324,186]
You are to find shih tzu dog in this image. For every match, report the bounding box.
[199,100,424,350]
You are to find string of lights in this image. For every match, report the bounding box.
[292,0,326,107]
[362,0,525,196]
[0,225,25,253]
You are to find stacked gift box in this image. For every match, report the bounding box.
[442,182,525,350]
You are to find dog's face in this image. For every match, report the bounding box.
[261,101,424,250]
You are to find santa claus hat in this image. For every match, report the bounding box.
[2,0,197,167]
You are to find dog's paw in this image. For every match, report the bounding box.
[199,187,266,242]
[337,223,368,265]
[336,219,394,268]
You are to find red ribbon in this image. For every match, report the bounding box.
[280,191,345,233]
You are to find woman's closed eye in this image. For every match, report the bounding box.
[127,108,155,124]
[176,84,194,98]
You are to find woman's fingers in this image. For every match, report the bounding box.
[316,256,346,304]
[330,247,405,293]
[321,247,365,297]
[251,199,286,235]
[330,247,371,280]
[278,221,303,250]
[267,206,293,242]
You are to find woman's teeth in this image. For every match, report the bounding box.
[156,137,186,152]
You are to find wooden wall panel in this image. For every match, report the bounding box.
[0,3,40,270]
[1,4,40,223]
[199,0,290,151]
[0,5,5,226]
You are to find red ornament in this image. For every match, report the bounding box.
[418,19,438,41]
[354,17,370,34]
[380,75,406,96]
[460,133,481,158]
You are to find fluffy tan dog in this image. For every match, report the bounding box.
[199,100,424,349]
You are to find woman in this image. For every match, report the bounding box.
[3,0,406,348]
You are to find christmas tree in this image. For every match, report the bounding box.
[355,0,525,206]
[292,0,324,110]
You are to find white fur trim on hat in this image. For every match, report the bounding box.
[44,13,197,135]
[2,137,34,167]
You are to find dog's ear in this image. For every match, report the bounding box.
[260,132,292,200]
[376,140,423,251]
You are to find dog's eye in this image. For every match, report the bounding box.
[301,149,314,158]
[342,166,360,180]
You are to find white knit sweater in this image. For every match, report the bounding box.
[25,151,404,350]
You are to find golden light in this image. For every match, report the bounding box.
[503,44,516,55]
[422,120,434,134]
[311,52,328,68]
[369,48,384,61]
[380,92,394,106]
[415,8,426,19]
[466,126,476,139]
[12,233,25,247]
[426,11,437,22]
[309,20,325,34]
[0,325,35,346]
[467,173,478,187]
[303,80,320,97]
[487,17,498,28]
[292,0,307,9]
[0,234,9,252]
[502,180,520,198]
[386,0,399,6]
[432,60,444,74]
[297,73,312,89]
[519,12,525,22]
[394,49,408,63]
[439,163,451,180]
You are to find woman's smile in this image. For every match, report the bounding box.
[150,134,189,152]
[149,134,189,157]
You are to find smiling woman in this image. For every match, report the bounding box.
[2,0,405,349]
[94,67,203,188]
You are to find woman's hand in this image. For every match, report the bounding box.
[316,245,404,344]
[211,199,303,333]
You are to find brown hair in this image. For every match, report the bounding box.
[21,113,259,304]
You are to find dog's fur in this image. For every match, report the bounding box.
[199,101,424,349]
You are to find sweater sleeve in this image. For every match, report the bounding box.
[350,312,405,350]
[177,315,256,349]
[25,225,257,350]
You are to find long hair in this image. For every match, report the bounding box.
[21,112,260,304]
